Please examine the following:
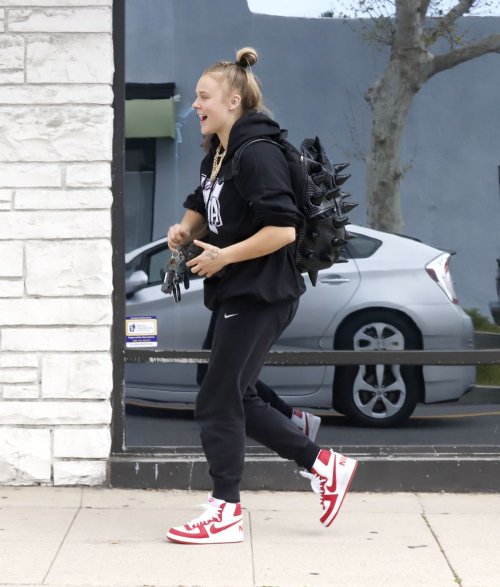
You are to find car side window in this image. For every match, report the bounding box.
[147,247,172,285]
[344,233,382,259]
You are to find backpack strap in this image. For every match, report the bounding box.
[229,136,286,198]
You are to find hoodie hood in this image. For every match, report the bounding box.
[209,109,282,161]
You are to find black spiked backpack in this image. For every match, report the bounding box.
[229,131,358,286]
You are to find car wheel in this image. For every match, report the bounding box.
[333,310,422,427]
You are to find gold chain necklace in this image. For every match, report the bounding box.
[210,143,226,182]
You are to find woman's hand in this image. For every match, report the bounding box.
[186,239,228,278]
[167,223,191,252]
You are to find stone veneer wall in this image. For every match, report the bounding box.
[0,0,115,485]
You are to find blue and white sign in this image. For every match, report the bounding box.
[126,316,158,347]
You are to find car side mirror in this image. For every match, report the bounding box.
[126,270,148,295]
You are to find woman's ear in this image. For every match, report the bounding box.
[229,94,242,111]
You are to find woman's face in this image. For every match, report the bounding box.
[192,74,238,136]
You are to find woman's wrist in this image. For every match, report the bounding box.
[221,245,236,265]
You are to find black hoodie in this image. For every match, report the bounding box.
[183,110,307,312]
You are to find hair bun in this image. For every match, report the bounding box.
[235,47,258,68]
[203,46,272,117]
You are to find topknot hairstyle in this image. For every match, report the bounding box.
[202,47,273,117]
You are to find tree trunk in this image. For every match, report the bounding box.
[361,0,500,233]
[365,58,419,233]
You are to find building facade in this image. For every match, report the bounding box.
[0,0,499,487]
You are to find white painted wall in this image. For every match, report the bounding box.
[0,0,114,486]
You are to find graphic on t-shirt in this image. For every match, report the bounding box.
[201,174,224,234]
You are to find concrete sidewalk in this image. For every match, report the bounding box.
[0,487,498,587]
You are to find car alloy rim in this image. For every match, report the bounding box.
[352,322,406,419]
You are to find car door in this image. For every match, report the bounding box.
[125,243,361,404]
[259,249,361,397]
[125,243,210,403]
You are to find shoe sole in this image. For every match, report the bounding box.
[323,458,358,528]
[166,533,244,545]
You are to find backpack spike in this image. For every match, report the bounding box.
[311,193,325,206]
[306,160,322,174]
[302,247,315,259]
[325,186,340,200]
[331,237,347,247]
[342,201,359,213]
[334,163,350,173]
[308,270,318,287]
[333,216,350,228]
[336,255,349,263]
[335,174,351,186]
[307,227,320,240]
[320,253,335,264]
[340,191,352,199]
[344,231,358,240]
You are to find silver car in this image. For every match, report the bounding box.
[124,224,476,427]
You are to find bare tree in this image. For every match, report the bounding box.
[322,1,500,232]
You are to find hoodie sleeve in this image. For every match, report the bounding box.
[183,153,212,217]
[239,141,303,230]
[182,184,206,218]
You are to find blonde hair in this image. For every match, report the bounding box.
[203,47,273,117]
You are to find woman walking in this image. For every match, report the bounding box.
[166,47,357,545]
[195,132,322,442]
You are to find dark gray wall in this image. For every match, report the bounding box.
[125,0,500,317]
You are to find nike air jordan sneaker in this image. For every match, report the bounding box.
[300,449,358,527]
[166,493,243,544]
[291,409,322,442]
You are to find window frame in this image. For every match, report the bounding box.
[110,0,500,488]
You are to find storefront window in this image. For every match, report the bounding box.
[118,0,500,457]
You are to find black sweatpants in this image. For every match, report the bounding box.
[197,310,294,419]
[194,297,321,503]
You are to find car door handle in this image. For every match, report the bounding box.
[320,275,350,285]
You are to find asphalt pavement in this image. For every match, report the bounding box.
[125,386,500,448]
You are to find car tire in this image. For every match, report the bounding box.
[333,310,423,427]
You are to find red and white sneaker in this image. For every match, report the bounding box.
[291,409,322,442]
[300,449,357,527]
[166,493,243,545]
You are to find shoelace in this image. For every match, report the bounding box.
[187,503,221,527]
[300,470,326,505]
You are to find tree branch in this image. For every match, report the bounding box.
[420,0,432,17]
[425,0,475,45]
[429,32,500,77]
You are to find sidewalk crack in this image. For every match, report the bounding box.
[421,513,462,586]
[413,491,426,515]
[248,510,256,586]
[41,488,83,584]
